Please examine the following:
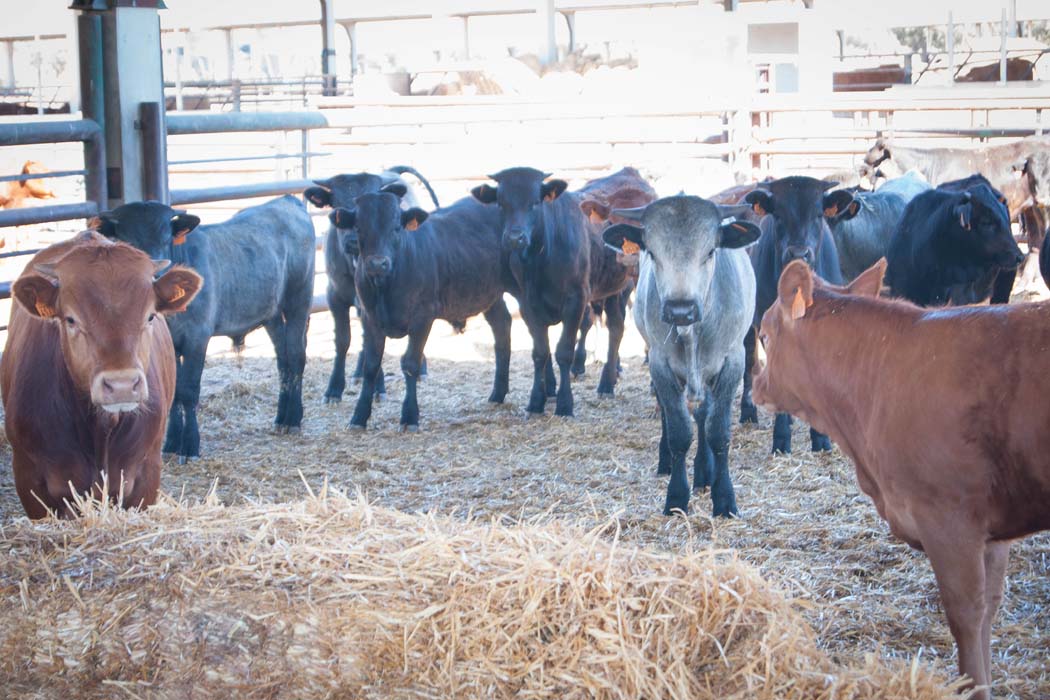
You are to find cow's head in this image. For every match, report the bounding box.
[12,232,201,413]
[821,189,863,225]
[602,196,760,327]
[951,184,1024,269]
[863,138,891,169]
[471,167,568,254]
[1016,152,1050,209]
[92,201,200,262]
[20,161,56,199]
[752,258,885,417]
[745,176,837,267]
[307,173,413,259]
[340,184,428,282]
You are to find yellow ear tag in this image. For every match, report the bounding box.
[823,205,838,218]
[790,288,808,320]
[405,218,420,232]
[169,286,187,302]
[35,301,55,318]
[752,202,767,216]
[621,240,641,256]
[544,192,556,203]
[173,232,188,246]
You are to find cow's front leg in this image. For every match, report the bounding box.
[810,428,832,452]
[350,314,386,430]
[597,294,625,396]
[572,304,594,378]
[554,293,586,416]
[324,294,352,403]
[263,316,291,431]
[525,321,551,415]
[399,322,433,431]
[651,366,692,515]
[163,352,185,455]
[739,326,759,424]
[692,395,714,492]
[279,304,310,432]
[772,412,793,454]
[705,351,743,517]
[174,338,209,463]
[483,298,512,404]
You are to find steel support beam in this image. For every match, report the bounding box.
[140,101,168,203]
[170,178,315,206]
[166,111,327,135]
[539,0,556,65]
[319,0,337,96]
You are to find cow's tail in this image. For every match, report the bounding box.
[388,165,440,208]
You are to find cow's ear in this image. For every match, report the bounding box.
[381,182,408,198]
[154,266,203,315]
[777,260,814,321]
[304,186,332,208]
[580,200,611,224]
[401,208,428,232]
[542,179,568,203]
[330,208,355,230]
[718,220,760,249]
[13,272,60,319]
[744,189,774,217]
[93,212,118,238]
[822,189,857,221]
[171,212,199,246]
[847,258,886,298]
[602,223,645,253]
[954,192,973,231]
[471,183,498,204]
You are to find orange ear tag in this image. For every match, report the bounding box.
[169,286,187,302]
[621,240,641,256]
[752,203,767,217]
[790,288,808,320]
[405,219,420,232]
[173,232,188,246]
[823,205,838,218]
[35,301,55,318]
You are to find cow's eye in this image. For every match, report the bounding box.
[148,313,157,323]
[65,316,76,327]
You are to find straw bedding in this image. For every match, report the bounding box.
[0,489,964,700]
[0,312,1047,698]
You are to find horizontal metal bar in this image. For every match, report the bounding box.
[0,119,101,147]
[170,179,313,206]
[166,112,328,135]
[0,247,43,260]
[168,151,330,166]
[0,169,86,184]
[0,202,98,229]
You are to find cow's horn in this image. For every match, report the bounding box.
[33,263,58,281]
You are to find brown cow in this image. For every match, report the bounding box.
[752,258,1050,700]
[0,160,56,209]
[1,231,201,518]
[571,167,658,392]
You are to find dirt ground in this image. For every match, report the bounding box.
[0,308,1047,699]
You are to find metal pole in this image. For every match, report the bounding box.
[224,28,235,82]
[174,42,185,111]
[564,12,576,54]
[540,0,556,65]
[947,12,955,85]
[2,41,13,88]
[1008,0,1017,37]
[34,37,43,115]
[319,0,337,96]
[139,102,169,204]
[1000,8,1008,85]
[76,12,106,215]
[462,17,470,59]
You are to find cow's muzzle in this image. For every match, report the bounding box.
[503,229,528,252]
[783,246,814,266]
[364,255,392,278]
[92,369,148,413]
[661,300,700,327]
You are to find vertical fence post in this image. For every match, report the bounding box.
[947,12,955,85]
[1000,9,1008,85]
[140,102,169,204]
[76,9,107,218]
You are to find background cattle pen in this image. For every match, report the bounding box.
[1,1,1049,699]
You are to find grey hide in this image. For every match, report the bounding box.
[608,196,758,517]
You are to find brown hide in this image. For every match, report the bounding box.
[1,232,201,518]
[753,260,1050,700]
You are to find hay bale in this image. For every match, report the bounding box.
[0,489,963,699]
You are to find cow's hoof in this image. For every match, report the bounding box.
[400,424,419,433]
[596,385,615,397]
[739,406,758,424]
[177,454,199,465]
[657,466,671,476]
[712,505,739,519]
[771,439,791,454]
[554,407,574,418]
[811,437,833,452]
[323,395,342,404]
[350,376,362,386]
[487,394,506,405]
[348,423,366,432]
[662,504,689,517]
[374,392,385,404]
[285,425,302,436]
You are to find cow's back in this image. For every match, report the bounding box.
[830,191,910,281]
[427,197,506,319]
[172,195,315,340]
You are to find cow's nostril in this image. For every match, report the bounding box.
[102,380,113,393]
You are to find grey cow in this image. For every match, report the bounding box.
[603,196,759,516]
[823,171,931,281]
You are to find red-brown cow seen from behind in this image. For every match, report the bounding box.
[1,231,202,518]
[752,258,1050,700]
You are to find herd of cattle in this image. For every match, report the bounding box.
[2,134,1050,699]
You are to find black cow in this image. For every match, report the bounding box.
[739,176,843,454]
[335,185,513,430]
[885,177,1023,307]
[95,196,315,462]
[304,168,440,403]
[471,168,596,417]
